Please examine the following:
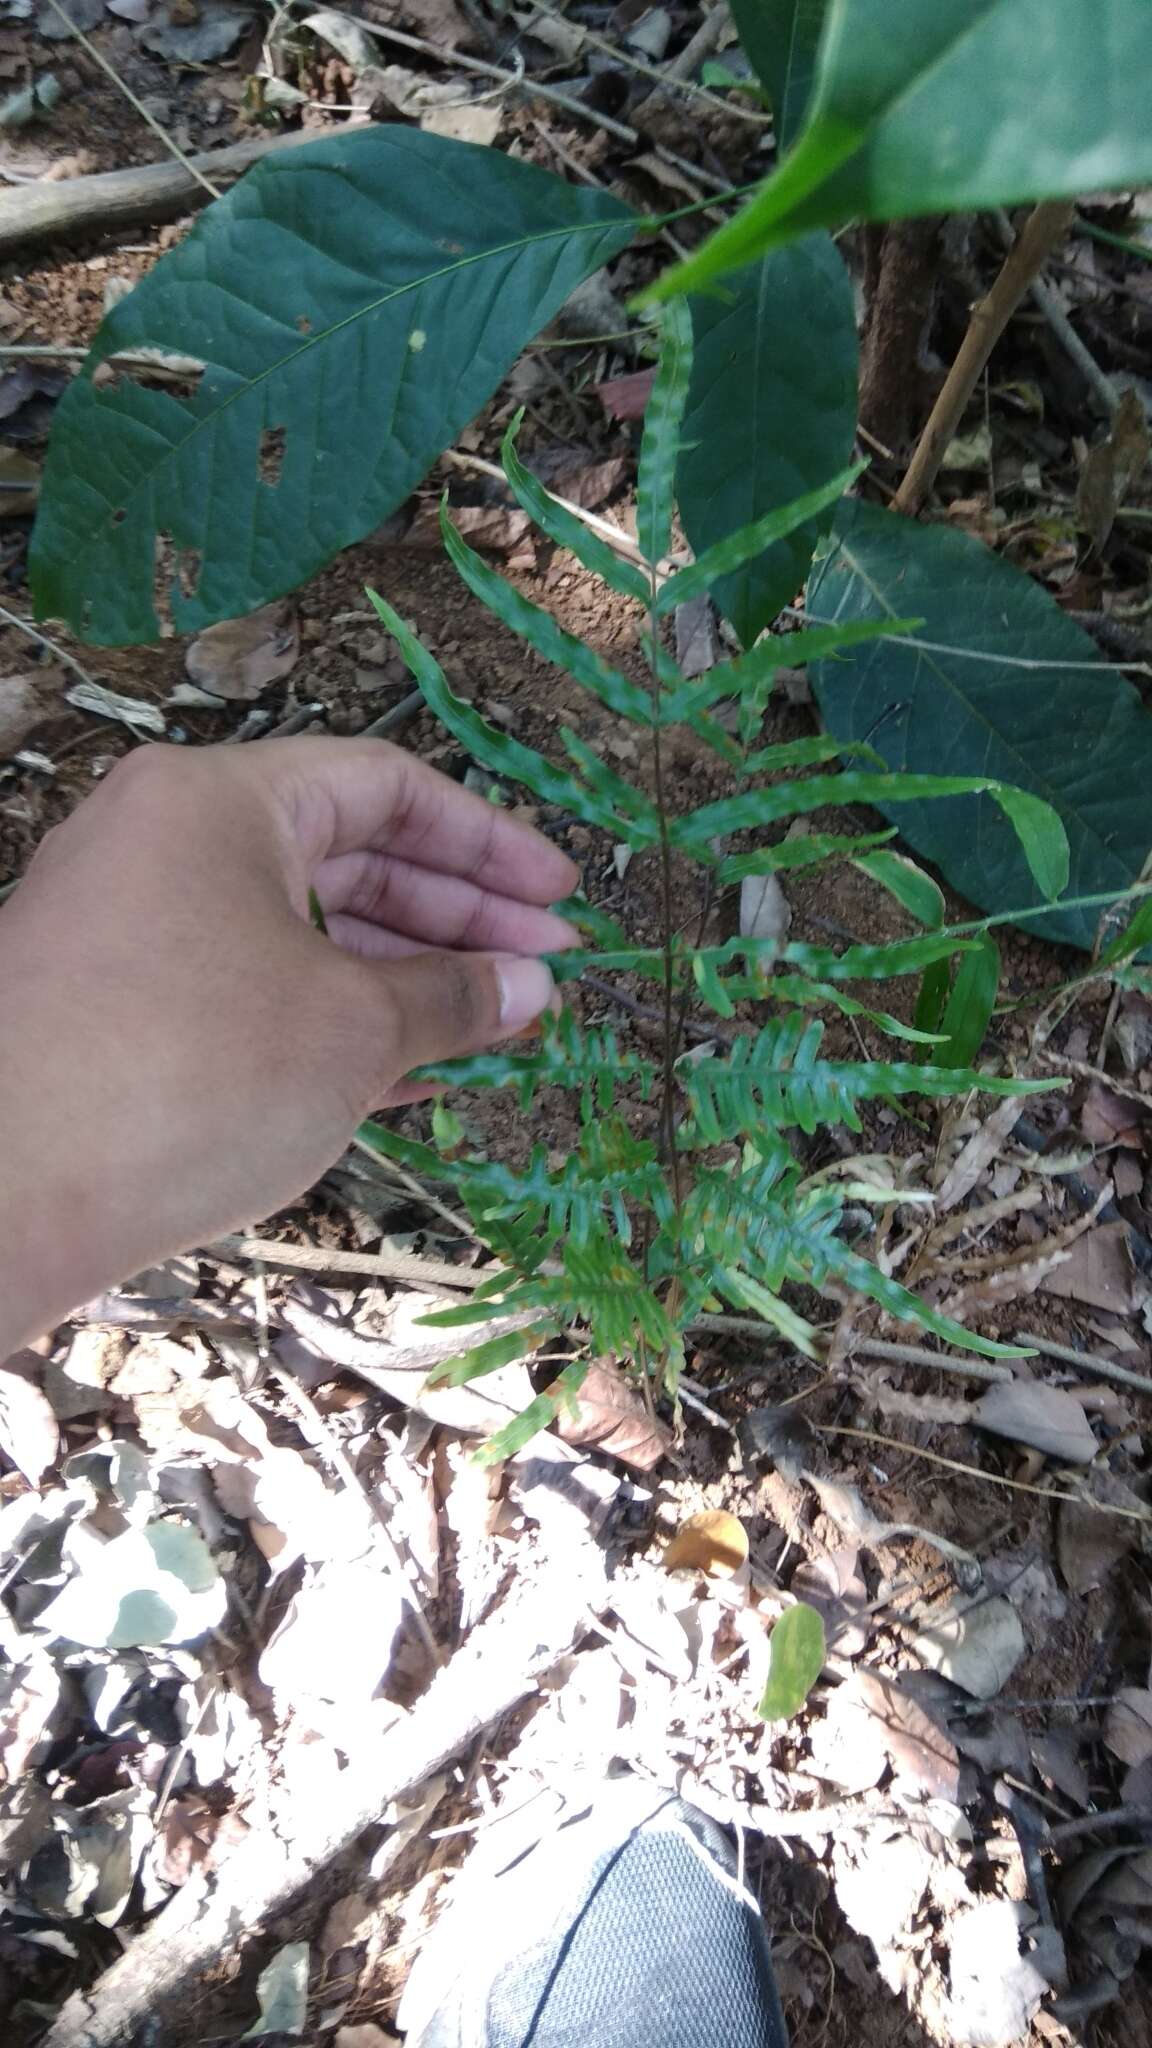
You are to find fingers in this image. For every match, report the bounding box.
[350,946,556,1085]
[261,737,580,904]
[314,850,579,954]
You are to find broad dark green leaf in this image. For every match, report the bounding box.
[730,0,829,150]
[648,0,1152,299]
[678,240,858,644]
[758,1602,825,1720]
[440,495,655,725]
[932,936,1000,1068]
[31,129,636,643]
[368,589,661,849]
[655,465,860,616]
[811,500,1149,946]
[637,297,693,568]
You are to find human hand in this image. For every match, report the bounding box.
[0,736,578,1351]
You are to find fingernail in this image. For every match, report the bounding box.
[496,956,555,1032]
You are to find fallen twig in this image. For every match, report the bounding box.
[894,200,1077,516]
[40,1546,609,2048]
[39,0,221,197]
[816,1420,1152,1521]
[209,1231,486,1291]
[1012,1329,1152,1399]
[1049,1801,1152,1849]
[992,209,1119,418]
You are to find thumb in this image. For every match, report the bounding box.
[357,948,556,1080]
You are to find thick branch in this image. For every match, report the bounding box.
[893,199,1076,516]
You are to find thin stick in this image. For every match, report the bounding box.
[38,0,222,198]
[815,1420,1152,1521]
[0,601,99,693]
[441,448,671,572]
[1049,1802,1152,1848]
[209,1231,488,1290]
[1012,1329,1152,1399]
[850,1336,1011,1385]
[529,3,770,123]
[993,211,1119,418]
[894,200,1077,516]
[351,1133,475,1240]
[283,0,641,143]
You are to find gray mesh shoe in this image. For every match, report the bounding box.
[398,1774,789,2048]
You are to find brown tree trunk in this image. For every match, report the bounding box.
[858,217,945,455]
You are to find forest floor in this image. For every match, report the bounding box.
[3,7,1152,2048]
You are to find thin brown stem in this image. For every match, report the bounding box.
[893,200,1076,516]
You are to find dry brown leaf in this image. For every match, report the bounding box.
[554,1358,672,1472]
[185,600,298,702]
[420,100,502,145]
[320,1891,374,1959]
[0,1362,58,1482]
[791,1547,868,1657]
[1075,387,1150,549]
[594,367,656,421]
[973,1379,1098,1464]
[1057,1471,1146,1593]
[1039,1221,1137,1314]
[662,1508,748,1579]
[546,455,629,511]
[0,440,39,515]
[335,2028,391,2048]
[1116,993,1152,1075]
[936,1096,1028,1210]
[865,1379,971,1430]
[1105,1688,1152,1767]
[1033,1730,1092,1808]
[1081,1078,1148,1148]
[674,593,719,678]
[855,1671,961,1802]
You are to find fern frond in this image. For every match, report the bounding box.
[558,726,662,837]
[366,591,659,847]
[637,297,692,567]
[423,1320,558,1388]
[657,619,914,731]
[719,829,897,883]
[757,974,946,1046]
[654,467,863,614]
[500,412,650,604]
[679,1013,1051,1141]
[417,1013,658,1116]
[437,504,655,726]
[686,1160,1028,1360]
[475,1360,591,1466]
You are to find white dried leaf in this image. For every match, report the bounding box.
[739,871,791,942]
[1105,1687,1152,1767]
[0,1364,58,1482]
[37,1519,225,1648]
[65,680,164,734]
[913,1595,1025,1700]
[944,1899,1051,2046]
[258,1559,403,1707]
[974,1380,1098,1464]
[936,1096,1027,1210]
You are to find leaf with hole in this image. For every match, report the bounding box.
[30,129,636,643]
[809,500,1141,942]
[678,240,858,645]
[648,0,1152,299]
[758,1601,825,1721]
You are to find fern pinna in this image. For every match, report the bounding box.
[357,300,1069,1460]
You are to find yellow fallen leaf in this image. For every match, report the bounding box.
[663,1508,748,1579]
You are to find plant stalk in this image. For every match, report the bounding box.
[893,199,1076,517]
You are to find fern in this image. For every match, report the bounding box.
[363,301,1082,1454]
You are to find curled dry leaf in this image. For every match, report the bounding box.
[1105,1688,1152,1768]
[0,669,58,753]
[663,1508,748,1579]
[185,600,299,702]
[555,1358,672,1472]
[0,1361,58,1481]
[935,1096,1028,1211]
[594,366,657,421]
[1081,1076,1149,1146]
[973,1379,1098,1464]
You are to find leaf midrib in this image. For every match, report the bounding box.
[87,211,626,531]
